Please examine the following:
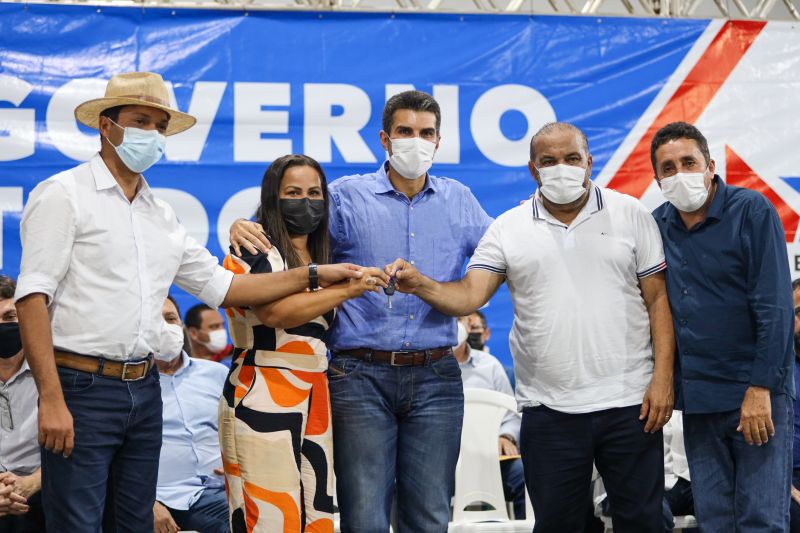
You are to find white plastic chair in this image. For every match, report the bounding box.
[449,388,535,532]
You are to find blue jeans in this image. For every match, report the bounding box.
[42,366,162,533]
[520,404,664,533]
[683,393,793,533]
[501,458,527,520]
[166,486,229,533]
[328,354,464,533]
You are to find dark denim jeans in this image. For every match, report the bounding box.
[167,486,229,533]
[520,404,664,533]
[501,458,527,520]
[42,365,162,533]
[683,393,793,533]
[328,354,464,533]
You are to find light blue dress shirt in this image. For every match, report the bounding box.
[328,162,492,351]
[157,353,229,510]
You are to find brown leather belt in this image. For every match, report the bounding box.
[335,347,452,367]
[54,350,154,381]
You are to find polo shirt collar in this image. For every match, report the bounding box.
[374,160,437,196]
[90,153,156,205]
[660,175,725,228]
[532,182,604,220]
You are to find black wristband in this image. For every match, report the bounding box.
[308,263,319,291]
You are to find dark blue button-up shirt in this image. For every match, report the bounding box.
[327,162,492,351]
[653,176,794,414]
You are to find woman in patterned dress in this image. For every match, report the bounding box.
[218,155,386,533]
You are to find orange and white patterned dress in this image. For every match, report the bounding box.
[219,244,334,533]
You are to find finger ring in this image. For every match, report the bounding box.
[365,276,375,285]
[759,427,767,431]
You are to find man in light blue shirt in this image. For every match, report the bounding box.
[327,90,492,532]
[153,296,229,533]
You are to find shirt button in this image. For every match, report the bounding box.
[404,342,411,347]
[682,260,688,266]
[410,260,416,265]
[410,232,415,238]
[409,314,414,320]
[680,319,687,325]
[682,289,688,295]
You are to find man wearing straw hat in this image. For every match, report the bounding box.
[13,71,371,532]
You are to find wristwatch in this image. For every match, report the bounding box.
[308,263,319,291]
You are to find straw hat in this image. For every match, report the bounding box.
[74,72,196,136]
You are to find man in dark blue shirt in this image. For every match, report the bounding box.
[651,121,794,532]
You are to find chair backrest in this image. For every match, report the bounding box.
[453,388,519,523]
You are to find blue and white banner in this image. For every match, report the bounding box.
[2,5,799,365]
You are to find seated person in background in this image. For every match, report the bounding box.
[663,411,693,528]
[185,304,233,367]
[153,296,229,533]
[0,275,43,533]
[464,309,491,353]
[453,319,526,519]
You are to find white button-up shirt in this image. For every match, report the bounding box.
[0,361,39,475]
[157,352,228,510]
[15,155,233,361]
[467,184,667,414]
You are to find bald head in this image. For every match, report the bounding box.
[529,122,589,162]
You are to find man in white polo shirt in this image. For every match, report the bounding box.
[386,122,675,533]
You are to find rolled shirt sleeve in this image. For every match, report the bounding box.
[173,230,234,309]
[15,178,78,304]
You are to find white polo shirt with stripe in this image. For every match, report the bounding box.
[467,184,667,414]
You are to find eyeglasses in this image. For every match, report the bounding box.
[0,393,13,431]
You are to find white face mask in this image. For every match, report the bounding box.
[156,323,184,362]
[202,329,228,353]
[537,164,588,205]
[388,137,436,180]
[452,321,469,351]
[660,170,710,213]
[105,119,166,174]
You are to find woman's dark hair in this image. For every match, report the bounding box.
[254,154,330,269]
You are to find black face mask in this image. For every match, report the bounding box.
[467,332,485,351]
[279,199,325,236]
[0,323,22,359]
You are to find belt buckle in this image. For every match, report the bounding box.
[121,360,147,381]
[389,351,410,366]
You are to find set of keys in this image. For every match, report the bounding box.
[383,277,396,309]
